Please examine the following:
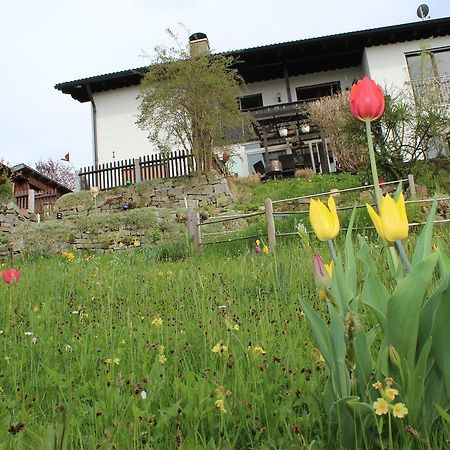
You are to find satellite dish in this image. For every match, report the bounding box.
[417,4,429,19]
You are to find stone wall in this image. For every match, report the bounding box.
[55,172,232,218]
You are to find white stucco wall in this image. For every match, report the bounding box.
[94,86,158,164]
[363,36,450,93]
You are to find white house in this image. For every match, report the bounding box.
[55,17,450,178]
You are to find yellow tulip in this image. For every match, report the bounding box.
[366,193,408,244]
[309,196,340,241]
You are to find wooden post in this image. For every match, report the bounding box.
[408,174,416,199]
[134,158,142,183]
[75,170,81,191]
[187,207,202,251]
[28,189,35,213]
[265,198,276,249]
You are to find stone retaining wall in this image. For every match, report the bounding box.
[55,172,232,218]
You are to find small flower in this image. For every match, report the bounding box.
[309,197,340,241]
[61,252,75,262]
[215,399,227,414]
[255,246,261,254]
[118,242,125,249]
[151,316,163,327]
[104,357,120,365]
[256,239,261,246]
[385,388,399,401]
[373,398,389,415]
[392,403,408,419]
[372,381,383,391]
[166,270,173,277]
[2,269,21,285]
[212,341,228,354]
[248,345,266,356]
[140,390,147,400]
[232,324,239,331]
[31,337,38,344]
[65,344,72,352]
[159,354,167,364]
[262,245,269,254]
[133,239,141,247]
[385,377,394,387]
[24,331,33,336]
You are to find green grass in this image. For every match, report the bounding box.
[0,228,449,449]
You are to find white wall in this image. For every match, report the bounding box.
[363,36,450,93]
[94,86,157,164]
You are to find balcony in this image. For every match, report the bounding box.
[411,75,450,104]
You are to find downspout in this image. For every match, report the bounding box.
[85,83,98,166]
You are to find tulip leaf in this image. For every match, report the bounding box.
[354,329,374,399]
[412,199,437,266]
[300,300,334,367]
[393,181,403,200]
[331,256,353,316]
[386,252,439,370]
[360,270,389,331]
[432,280,450,398]
[435,404,450,425]
[344,207,357,295]
[407,336,432,424]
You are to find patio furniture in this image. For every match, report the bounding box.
[278,154,296,177]
[253,161,268,181]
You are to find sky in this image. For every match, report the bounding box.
[1,0,449,171]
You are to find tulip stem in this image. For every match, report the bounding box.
[396,240,411,273]
[365,120,383,210]
[328,239,337,263]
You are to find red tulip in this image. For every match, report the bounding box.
[349,77,385,122]
[2,268,21,285]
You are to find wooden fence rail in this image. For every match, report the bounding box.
[78,150,195,191]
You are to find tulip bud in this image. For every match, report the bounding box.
[389,345,401,368]
[313,254,331,290]
[350,77,385,122]
[255,246,261,254]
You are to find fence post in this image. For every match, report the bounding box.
[408,174,416,199]
[75,170,81,192]
[265,198,276,249]
[28,189,35,213]
[134,158,142,183]
[187,207,202,251]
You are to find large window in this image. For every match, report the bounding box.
[406,48,450,102]
[295,81,341,103]
[239,93,263,110]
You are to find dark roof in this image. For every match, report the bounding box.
[11,164,73,194]
[55,17,450,103]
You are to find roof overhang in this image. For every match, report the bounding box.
[55,17,450,103]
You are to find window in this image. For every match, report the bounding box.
[295,81,341,103]
[239,93,263,110]
[406,48,450,103]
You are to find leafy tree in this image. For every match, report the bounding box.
[35,159,75,190]
[137,31,252,172]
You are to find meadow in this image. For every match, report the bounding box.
[0,223,449,449]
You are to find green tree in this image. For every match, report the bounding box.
[137,32,251,173]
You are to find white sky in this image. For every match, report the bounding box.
[1,0,449,170]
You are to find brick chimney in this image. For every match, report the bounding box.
[189,32,210,58]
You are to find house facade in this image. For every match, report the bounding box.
[55,17,450,177]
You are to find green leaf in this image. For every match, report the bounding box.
[354,330,374,399]
[360,270,389,331]
[344,207,357,296]
[412,199,437,265]
[432,279,450,398]
[386,252,438,369]
[300,299,334,367]
[435,404,450,425]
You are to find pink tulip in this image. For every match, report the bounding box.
[350,77,385,122]
[312,255,331,290]
[255,246,261,254]
[2,269,21,285]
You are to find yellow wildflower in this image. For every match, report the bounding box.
[151,316,163,327]
[212,341,228,354]
[248,345,266,356]
[262,245,269,254]
[392,403,408,419]
[385,388,399,401]
[159,354,167,364]
[256,239,261,246]
[372,381,383,391]
[61,252,75,262]
[215,399,227,414]
[309,196,340,241]
[104,357,120,365]
[166,270,173,277]
[373,398,389,415]
[133,239,141,247]
[385,377,394,387]
[366,193,408,244]
[118,242,125,249]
